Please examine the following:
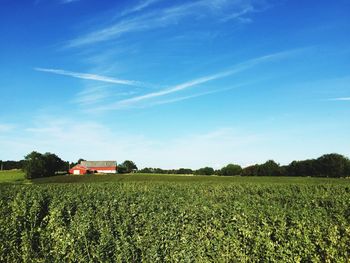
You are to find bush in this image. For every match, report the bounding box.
[219,164,242,176]
[23,151,66,179]
[194,167,215,176]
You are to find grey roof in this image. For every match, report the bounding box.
[81,161,117,168]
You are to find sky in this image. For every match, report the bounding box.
[0,0,349,169]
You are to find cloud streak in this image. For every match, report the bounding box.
[35,67,146,87]
[67,0,266,47]
[93,49,298,111]
[61,0,79,3]
[329,97,350,101]
[151,84,249,107]
[121,0,163,16]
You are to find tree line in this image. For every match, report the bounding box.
[138,153,350,178]
[1,152,350,178]
[0,160,25,170]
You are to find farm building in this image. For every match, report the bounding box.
[69,161,117,175]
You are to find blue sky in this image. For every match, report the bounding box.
[0,0,349,168]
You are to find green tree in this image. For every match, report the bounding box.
[138,167,154,173]
[44,153,67,175]
[121,160,138,173]
[258,160,281,176]
[24,151,66,179]
[117,165,128,174]
[71,158,86,167]
[241,165,259,176]
[219,164,242,176]
[194,167,215,176]
[286,159,318,177]
[316,153,350,178]
[176,168,193,174]
[24,151,47,179]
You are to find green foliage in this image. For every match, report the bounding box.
[241,164,260,176]
[258,160,281,176]
[241,160,281,176]
[24,151,47,179]
[176,168,193,174]
[0,170,26,183]
[118,160,137,173]
[287,159,319,177]
[138,167,154,173]
[219,164,242,176]
[316,153,350,178]
[0,179,349,261]
[23,151,66,179]
[194,167,215,176]
[117,165,127,174]
[0,160,25,170]
[286,154,350,178]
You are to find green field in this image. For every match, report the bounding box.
[1,171,350,262]
[0,170,26,183]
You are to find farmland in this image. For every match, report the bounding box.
[0,170,26,184]
[0,171,350,261]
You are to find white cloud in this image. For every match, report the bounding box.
[74,86,110,105]
[61,0,79,3]
[121,0,163,16]
[35,67,146,87]
[0,124,14,133]
[67,0,269,47]
[91,49,299,111]
[73,86,138,105]
[329,97,350,101]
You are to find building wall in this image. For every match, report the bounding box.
[69,167,87,175]
[95,169,116,173]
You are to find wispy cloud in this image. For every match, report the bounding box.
[35,67,146,87]
[151,84,248,107]
[93,49,299,111]
[74,86,138,105]
[329,97,350,101]
[61,0,79,3]
[74,86,110,105]
[67,0,268,47]
[35,0,80,4]
[121,0,163,16]
[0,124,14,133]
[220,6,254,22]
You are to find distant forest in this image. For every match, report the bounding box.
[137,153,350,178]
[1,153,350,178]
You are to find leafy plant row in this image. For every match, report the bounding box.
[0,182,349,262]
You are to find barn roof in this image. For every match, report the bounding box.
[81,161,117,168]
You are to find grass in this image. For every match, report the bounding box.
[0,170,26,183]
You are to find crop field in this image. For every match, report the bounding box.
[0,172,350,262]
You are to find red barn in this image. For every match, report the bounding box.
[69,164,89,175]
[69,161,117,175]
